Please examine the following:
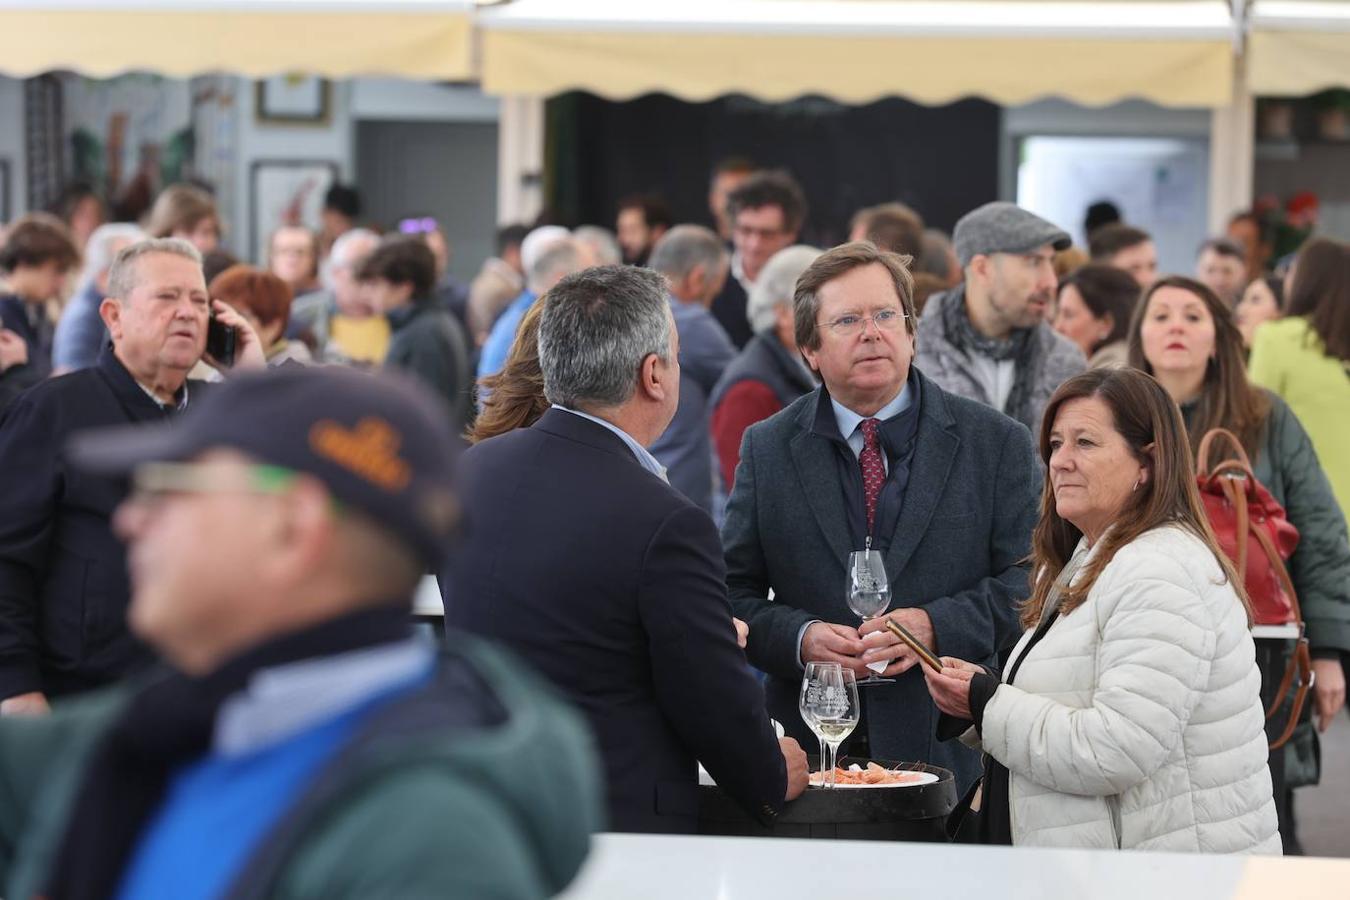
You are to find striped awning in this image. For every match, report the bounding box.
[0,0,476,80]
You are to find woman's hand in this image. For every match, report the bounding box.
[1312,658,1346,732]
[732,617,749,649]
[209,299,267,372]
[923,656,979,720]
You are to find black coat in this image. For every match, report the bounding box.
[443,408,786,834]
[709,276,753,350]
[722,369,1041,791]
[0,347,204,700]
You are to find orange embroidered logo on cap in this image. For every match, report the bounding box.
[309,418,412,492]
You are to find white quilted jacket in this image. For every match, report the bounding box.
[978,525,1282,853]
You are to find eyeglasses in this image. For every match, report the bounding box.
[129,462,302,506]
[818,308,908,337]
[397,217,439,236]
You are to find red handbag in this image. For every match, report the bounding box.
[1196,428,1311,749]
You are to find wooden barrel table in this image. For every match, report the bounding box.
[698,757,957,842]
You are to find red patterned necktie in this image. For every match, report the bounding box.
[859,418,885,536]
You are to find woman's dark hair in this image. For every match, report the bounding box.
[1057,263,1140,355]
[1023,368,1249,628]
[1250,274,1285,312]
[1286,238,1350,363]
[356,235,437,298]
[1127,276,1271,461]
[470,300,548,444]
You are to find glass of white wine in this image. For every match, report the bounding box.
[799,662,836,778]
[804,666,860,789]
[847,548,894,686]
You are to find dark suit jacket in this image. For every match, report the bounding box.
[0,346,203,700]
[443,408,786,834]
[722,369,1041,790]
[710,276,753,349]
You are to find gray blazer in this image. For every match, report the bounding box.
[722,368,1041,788]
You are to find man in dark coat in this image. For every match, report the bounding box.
[445,264,807,834]
[0,238,264,714]
[723,242,1041,791]
[708,171,806,349]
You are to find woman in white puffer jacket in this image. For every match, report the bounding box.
[923,368,1280,853]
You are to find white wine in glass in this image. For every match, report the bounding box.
[805,666,860,788]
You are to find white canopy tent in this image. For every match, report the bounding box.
[478,0,1239,109]
[0,0,476,80]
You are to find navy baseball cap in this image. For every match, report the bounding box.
[69,366,461,566]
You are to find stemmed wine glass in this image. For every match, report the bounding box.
[803,665,859,789]
[847,548,893,685]
[799,662,836,781]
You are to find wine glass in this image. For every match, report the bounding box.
[847,549,894,685]
[799,662,837,782]
[804,666,859,789]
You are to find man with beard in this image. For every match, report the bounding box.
[915,202,1085,432]
[615,194,672,267]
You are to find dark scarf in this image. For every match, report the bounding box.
[938,285,1044,428]
[44,606,412,900]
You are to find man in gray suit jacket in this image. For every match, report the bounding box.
[723,242,1041,790]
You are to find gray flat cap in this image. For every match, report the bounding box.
[953,202,1071,267]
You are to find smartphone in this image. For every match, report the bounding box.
[885,618,943,672]
[206,315,237,368]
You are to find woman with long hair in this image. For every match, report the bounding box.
[1249,238,1350,522]
[1128,275,1350,853]
[469,301,547,444]
[923,368,1279,852]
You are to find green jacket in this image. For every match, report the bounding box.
[1249,316,1350,524]
[0,638,603,899]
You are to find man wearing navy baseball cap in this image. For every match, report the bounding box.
[915,201,1086,432]
[0,367,601,900]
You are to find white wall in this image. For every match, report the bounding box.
[0,77,27,219]
[1000,98,1215,271]
[230,77,354,261]
[350,79,499,123]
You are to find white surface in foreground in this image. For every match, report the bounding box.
[558,833,1347,900]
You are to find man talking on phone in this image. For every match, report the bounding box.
[0,238,265,715]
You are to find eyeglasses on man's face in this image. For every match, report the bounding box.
[817,307,908,338]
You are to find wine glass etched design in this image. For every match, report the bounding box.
[799,662,838,778]
[847,549,894,685]
[803,666,859,789]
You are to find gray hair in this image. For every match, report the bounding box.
[573,226,623,267]
[76,223,146,294]
[648,225,727,283]
[528,237,588,294]
[106,238,203,301]
[324,227,380,285]
[747,244,822,334]
[538,265,672,409]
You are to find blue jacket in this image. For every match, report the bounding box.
[444,408,787,833]
[51,282,108,373]
[722,368,1041,790]
[476,289,535,382]
[650,297,736,513]
[0,347,207,700]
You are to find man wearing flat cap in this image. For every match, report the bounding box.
[0,367,601,899]
[916,201,1086,433]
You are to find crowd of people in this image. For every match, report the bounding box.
[0,160,1347,894]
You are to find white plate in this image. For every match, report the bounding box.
[808,771,939,788]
